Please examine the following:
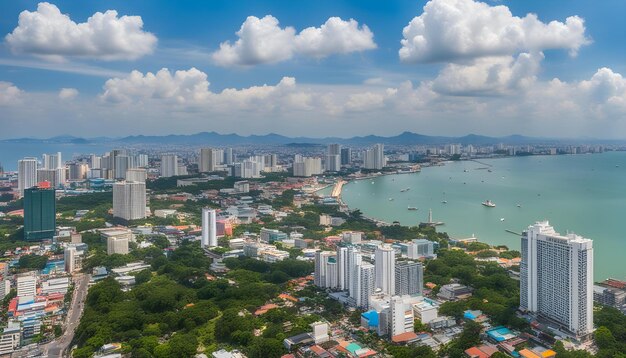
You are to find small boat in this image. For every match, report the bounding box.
[488,169,492,172]
[464,169,468,172]
[500,218,505,221]
[371,181,375,184]
[407,206,418,211]
[482,200,496,207]
[388,198,394,201]
[441,200,448,204]
[516,204,521,208]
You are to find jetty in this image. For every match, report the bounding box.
[420,209,444,227]
[331,180,346,198]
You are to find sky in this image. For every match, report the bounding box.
[1,0,626,139]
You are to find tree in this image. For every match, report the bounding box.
[18,254,48,270]
[246,337,286,358]
[595,326,616,350]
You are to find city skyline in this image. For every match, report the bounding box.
[2,0,626,139]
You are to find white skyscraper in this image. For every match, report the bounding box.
[201,208,218,247]
[126,168,147,183]
[113,181,146,221]
[64,246,77,273]
[348,247,362,298]
[356,263,375,309]
[160,154,179,177]
[200,148,219,172]
[18,157,38,197]
[314,251,336,288]
[390,295,414,337]
[520,221,594,338]
[336,246,349,291]
[362,143,386,170]
[293,155,323,177]
[375,245,396,295]
[325,144,341,172]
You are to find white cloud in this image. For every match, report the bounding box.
[294,17,376,58]
[101,68,211,104]
[0,82,23,105]
[212,15,376,66]
[432,52,544,95]
[5,2,157,61]
[58,88,79,100]
[400,0,590,63]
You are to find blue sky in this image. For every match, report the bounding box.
[1,0,626,138]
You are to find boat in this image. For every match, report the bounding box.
[407,206,418,211]
[516,204,522,208]
[371,181,375,184]
[388,198,394,201]
[482,200,496,207]
[400,187,411,192]
[441,200,448,204]
[500,218,505,222]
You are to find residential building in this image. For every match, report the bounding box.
[18,157,38,197]
[341,147,352,165]
[390,295,414,338]
[336,246,349,291]
[356,263,375,309]
[17,273,36,298]
[520,221,594,339]
[362,143,386,170]
[375,245,395,295]
[395,261,423,296]
[293,155,322,177]
[202,207,218,248]
[200,148,219,172]
[107,236,129,255]
[407,239,435,259]
[113,181,146,221]
[160,154,179,177]
[126,168,147,183]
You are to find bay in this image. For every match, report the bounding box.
[341,152,626,281]
[0,142,114,171]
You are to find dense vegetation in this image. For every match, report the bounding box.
[18,254,48,270]
[73,241,314,358]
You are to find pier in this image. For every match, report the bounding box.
[331,180,346,198]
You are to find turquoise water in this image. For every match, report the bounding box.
[341,152,626,281]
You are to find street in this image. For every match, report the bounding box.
[43,273,90,357]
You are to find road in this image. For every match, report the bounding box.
[43,273,90,357]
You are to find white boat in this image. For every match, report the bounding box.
[407,206,418,211]
[500,218,505,221]
[441,200,448,204]
[388,198,394,201]
[516,204,521,207]
[482,200,496,207]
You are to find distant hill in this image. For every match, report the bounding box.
[1,131,621,146]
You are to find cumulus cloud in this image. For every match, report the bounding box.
[6,2,157,61]
[432,52,544,95]
[58,88,79,100]
[212,15,376,66]
[100,68,315,111]
[0,82,23,105]
[400,0,590,63]
[294,17,376,58]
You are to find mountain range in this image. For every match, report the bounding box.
[0,132,621,146]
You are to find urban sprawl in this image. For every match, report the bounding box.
[0,142,624,358]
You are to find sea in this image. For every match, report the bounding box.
[339,152,626,281]
[0,142,114,171]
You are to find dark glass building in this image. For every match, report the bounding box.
[23,183,56,241]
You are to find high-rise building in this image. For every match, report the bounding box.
[325,154,341,172]
[64,246,77,273]
[348,247,362,298]
[390,295,414,337]
[375,245,395,295]
[293,155,322,177]
[314,251,336,288]
[395,261,423,296]
[336,246,349,291]
[233,159,263,178]
[362,143,386,170]
[356,263,375,309]
[341,148,352,165]
[112,181,146,221]
[23,183,56,241]
[17,274,36,298]
[0,280,11,300]
[36,169,57,187]
[18,157,37,197]
[107,236,129,255]
[201,208,218,247]
[224,148,234,165]
[160,154,179,177]
[520,221,594,338]
[135,154,149,168]
[200,148,218,172]
[68,163,88,180]
[43,152,62,170]
[407,239,435,259]
[126,168,147,183]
